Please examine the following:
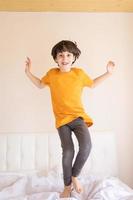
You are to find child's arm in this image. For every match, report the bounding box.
[25,57,45,89]
[91,61,115,88]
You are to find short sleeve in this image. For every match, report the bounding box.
[81,69,94,87]
[41,70,51,86]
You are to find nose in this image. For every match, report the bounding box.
[62,55,67,61]
[63,54,67,58]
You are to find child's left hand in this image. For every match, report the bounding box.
[106,61,115,74]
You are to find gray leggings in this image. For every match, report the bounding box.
[57,117,92,186]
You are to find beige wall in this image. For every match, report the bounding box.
[0,12,133,187]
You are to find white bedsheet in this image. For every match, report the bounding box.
[0,170,133,200]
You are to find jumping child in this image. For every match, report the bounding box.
[25,40,115,198]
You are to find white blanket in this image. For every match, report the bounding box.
[0,170,133,200]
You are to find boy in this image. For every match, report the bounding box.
[25,40,115,198]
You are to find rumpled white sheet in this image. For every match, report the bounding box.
[0,169,133,200]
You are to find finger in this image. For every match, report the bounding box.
[25,58,31,65]
[25,61,29,66]
[111,62,115,66]
[26,57,31,63]
[108,61,115,66]
[25,60,29,64]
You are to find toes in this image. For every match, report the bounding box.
[76,186,83,193]
[60,187,72,198]
[77,188,82,193]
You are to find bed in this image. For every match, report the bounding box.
[0,131,133,200]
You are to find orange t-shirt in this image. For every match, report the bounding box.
[41,67,94,128]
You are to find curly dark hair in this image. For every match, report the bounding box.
[51,40,81,64]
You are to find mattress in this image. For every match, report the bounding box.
[0,131,132,200]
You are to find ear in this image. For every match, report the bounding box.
[54,58,58,63]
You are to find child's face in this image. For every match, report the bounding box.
[55,51,75,70]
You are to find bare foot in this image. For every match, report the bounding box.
[72,176,83,193]
[60,185,72,198]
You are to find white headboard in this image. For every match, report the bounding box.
[0,131,118,177]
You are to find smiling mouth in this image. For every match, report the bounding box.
[62,62,69,65]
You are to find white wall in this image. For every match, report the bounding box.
[0,12,133,187]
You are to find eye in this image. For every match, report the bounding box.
[67,53,72,57]
[58,53,63,57]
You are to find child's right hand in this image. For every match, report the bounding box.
[25,57,31,73]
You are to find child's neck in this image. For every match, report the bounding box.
[59,66,71,72]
